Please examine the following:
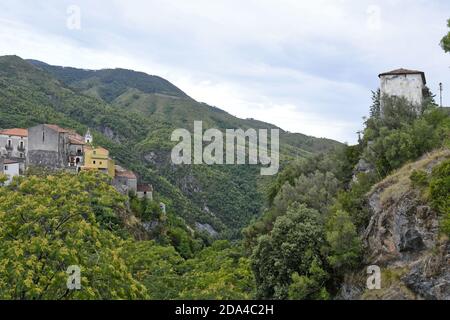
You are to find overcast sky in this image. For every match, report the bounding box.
[0,0,449,143]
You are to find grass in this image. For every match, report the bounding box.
[369,148,450,206]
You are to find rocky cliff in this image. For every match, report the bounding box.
[340,149,450,300]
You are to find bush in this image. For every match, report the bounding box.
[410,169,429,188]
[429,160,450,235]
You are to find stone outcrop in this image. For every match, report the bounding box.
[340,150,450,300]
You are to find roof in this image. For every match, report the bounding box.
[3,159,19,164]
[378,68,426,84]
[0,128,28,137]
[44,124,70,133]
[115,165,137,179]
[42,125,86,145]
[68,133,86,145]
[137,184,153,192]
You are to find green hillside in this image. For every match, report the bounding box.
[0,55,341,239]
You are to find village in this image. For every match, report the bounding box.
[0,124,153,201]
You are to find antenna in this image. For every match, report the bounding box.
[439,82,443,107]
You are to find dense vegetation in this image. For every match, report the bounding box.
[245,90,450,299]
[1,20,449,299]
[0,172,254,299]
[0,55,339,240]
[441,19,450,53]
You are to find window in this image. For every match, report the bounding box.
[100,161,103,165]
[93,161,96,164]
[42,131,45,142]
[19,141,24,149]
[7,140,11,147]
[20,153,24,158]
[4,165,8,171]
[93,150,97,155]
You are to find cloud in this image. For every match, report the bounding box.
[0,0,449,143]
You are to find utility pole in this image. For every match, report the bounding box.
[439,82,443,107]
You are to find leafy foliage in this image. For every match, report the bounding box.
[251,203,328,299]
[0,56,341,239]
[0,172,255,300]
[0,172,148,299]
[441,19,450,53]
[429,160,450,235]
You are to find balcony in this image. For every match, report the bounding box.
[17,146,26,152]
[5,144,13,151]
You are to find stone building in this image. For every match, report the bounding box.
[379,68,426,113]
[113,165,137,193]
[0,128,28,173]
[137,184,153,200]
[27,124,86,170]
[68,134,86,170]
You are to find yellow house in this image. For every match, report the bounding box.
[82,146,115,178]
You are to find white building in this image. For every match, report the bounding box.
[0,128,28,173]
[379,68,426,113]
[1,159,20,185]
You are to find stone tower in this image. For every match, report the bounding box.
[85,128,93,144]
[378,68,426,113]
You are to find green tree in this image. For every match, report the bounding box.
[288,258,330,300]
[251,203,327,299]
[429,160,450,235]
[0,172,147,300]
[122,241,184,299]
[325,210,362,273]
[441,19,450,52]
[179,241,255,299]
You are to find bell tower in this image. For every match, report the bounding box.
[84,128,93,144]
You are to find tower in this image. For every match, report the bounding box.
[378,68,426,114]
[84,128,93,144]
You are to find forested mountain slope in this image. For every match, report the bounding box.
[0,55,341,239]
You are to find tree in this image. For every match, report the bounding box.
[122,241,184,299]
[251,203,328,299]
[429,160,450,235]
[325,210,362,273]
[369,89,381,119]
[441,19,450,52]
[288,258,330,300]
[0,172,147,299]
[179,241,255,299]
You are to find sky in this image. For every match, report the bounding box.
[0,0,449,143]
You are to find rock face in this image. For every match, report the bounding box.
[195,222,219,238]
[340,151,449,300]
[363,190,439,264]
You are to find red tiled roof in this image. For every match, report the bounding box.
[68,134,86,145]
[0,128,28,137]
[379,68,426,84]
[3,159,19,164]
[115,166,137,179]
[44,124,70,133]
[137,184,153,192]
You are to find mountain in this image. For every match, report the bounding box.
[27,59,190,101]
[0,55,341,238]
